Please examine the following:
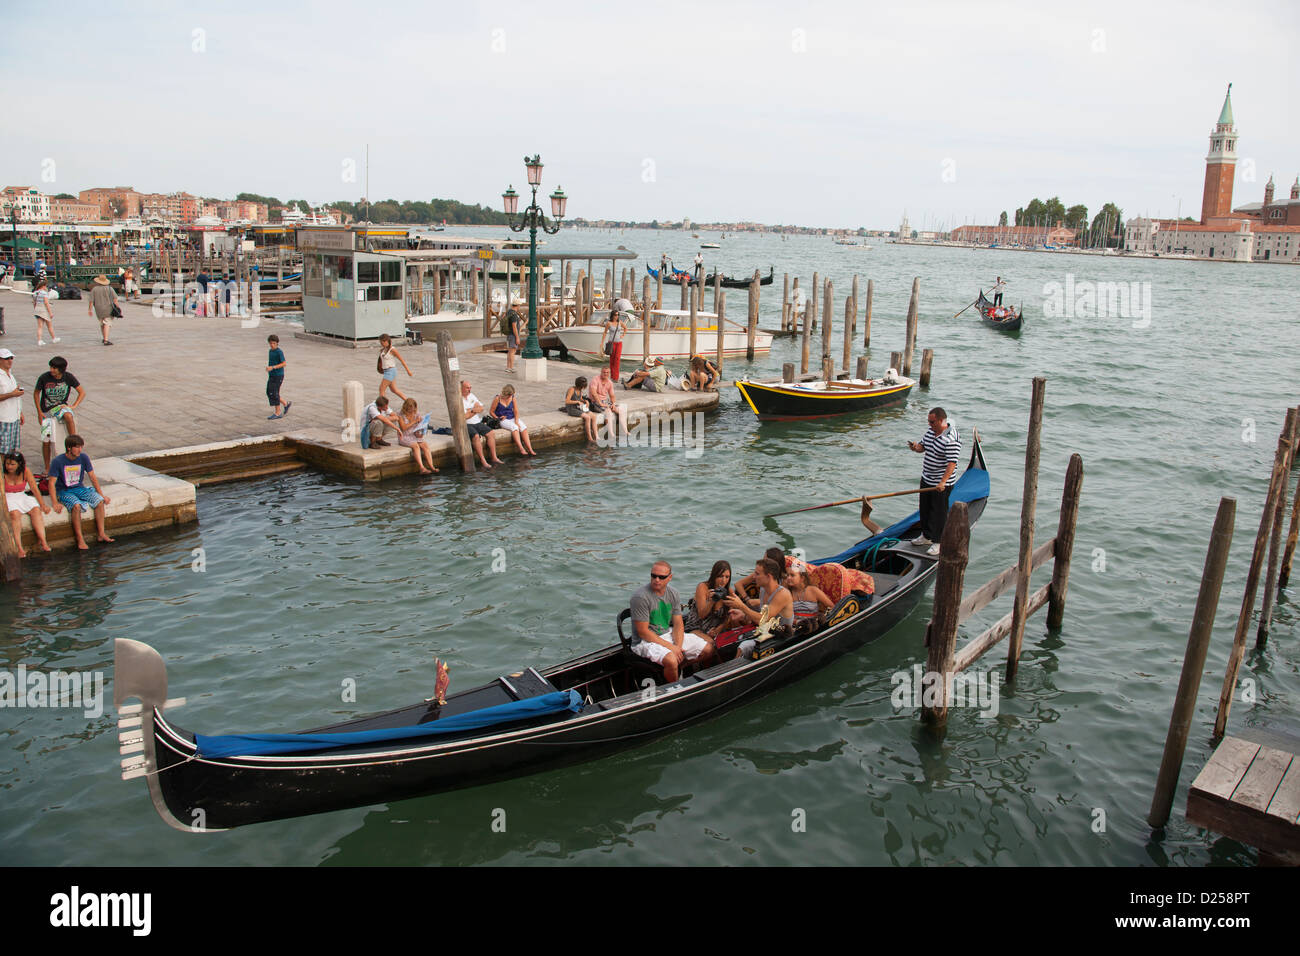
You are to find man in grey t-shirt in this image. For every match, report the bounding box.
[630,560,715,681]
[87,275,118,345]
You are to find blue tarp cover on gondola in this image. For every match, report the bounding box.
[195,690,584,759]
[814,465,990,566]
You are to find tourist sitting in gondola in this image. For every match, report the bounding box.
[784,561,834,626]
[630,560,716,682]
[683,560,735,635]
[721,557,794,659]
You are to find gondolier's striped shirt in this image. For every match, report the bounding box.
[920,425,961,484]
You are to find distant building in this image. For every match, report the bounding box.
[950,224,1077,246]
[139,191,199,223]
[1124,84,1299,262]
[50,198,103,222]
[79,186,143,219]
[1,186,50,222]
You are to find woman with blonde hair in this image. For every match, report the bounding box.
[489,383,537,457]
[396,397,438,475]
[785,561,834,620]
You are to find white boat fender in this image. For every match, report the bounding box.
[884,368,899,384]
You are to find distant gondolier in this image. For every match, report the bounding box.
[660,253,669,278]
[694,252,703,280]
[991,276,1007,306]
[907,407,961,557]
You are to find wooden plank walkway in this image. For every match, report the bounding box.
[1187,733,1300,863]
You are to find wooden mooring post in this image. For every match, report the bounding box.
[1256,406,1300,645]
[863,278,873,348]
[903,276,919,378]
[689,284,699,359]
[641,276,652,366]
[800,286,812,375]
[435,332,475,474]
[809,272,819,332]
[1213,407,1296,738]
[1148,496,1237,829]
[0,499,21,584]
[1007,376,1046,681]
[919,382,1084,727]
[841,297,853,373]
[855,355,868,380]
[782,273,790,333]
[820,279,833,380]
[746,269,760,361]
[715,290,726,372]
[890,351,903,375]
[919,348,934,388]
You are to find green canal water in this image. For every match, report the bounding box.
[3,230,1297,866]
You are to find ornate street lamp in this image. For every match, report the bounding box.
[503,155,565,371]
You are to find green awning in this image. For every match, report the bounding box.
[0,237,45,249]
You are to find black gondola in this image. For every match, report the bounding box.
[646,264,696,284]
[975,291,1023,331]
[705,266,775,289]
[735,374,915,420]
[115,441,989,831]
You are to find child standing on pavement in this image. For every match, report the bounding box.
[266,334,291,420]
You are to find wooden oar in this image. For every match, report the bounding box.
[765,484,943,532]
[953,291,984,318]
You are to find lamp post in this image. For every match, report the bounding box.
[503,155,566,381]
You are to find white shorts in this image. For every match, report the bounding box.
[6,491,38,515]
[632,632,711,664]
[499,418,526,432]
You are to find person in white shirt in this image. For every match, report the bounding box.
[693,252,703,280]
[0,349,24,455]
[991,276,1007,306]
[460,379,503,469]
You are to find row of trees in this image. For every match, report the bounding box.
[997,197,1127,247]
[327,199,508,225]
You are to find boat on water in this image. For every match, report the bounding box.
[700,242,720,249]
[646,263,696,284]
[704,265,775,289]
[554,308,774,363]
[113,440,989,830]
[975,291,1023,331]
[735,372,915,421]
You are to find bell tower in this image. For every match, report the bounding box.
[1200,84,1237,222]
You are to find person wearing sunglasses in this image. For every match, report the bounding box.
[629,560,715,681]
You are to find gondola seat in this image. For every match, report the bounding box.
[617,608,665,684]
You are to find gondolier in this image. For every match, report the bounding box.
[694,252,703,281]
[907,407,961,556]
[991,276,1007,306]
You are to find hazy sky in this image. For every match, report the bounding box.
[3,0,1297,229]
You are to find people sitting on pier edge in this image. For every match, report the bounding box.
[624,356,669,392]
[489,384,537,457]
[991,276,1007,306]
[34,356,83,471]
[396,398,438,475]
[562,376,600,441]
[48,434,113,550]
[361,395,401,448]
[907,406,961,556]
[785,561,834,621]
[630,560,715,682]
[461,380,504,468]
[683,355,719,391]
[4,450,52,557]
[587,367,626,439]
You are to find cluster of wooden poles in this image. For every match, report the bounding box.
[921,377,1083,727]
[1148,406,1300,829]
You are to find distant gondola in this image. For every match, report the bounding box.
[975,291,1023,331]
[646,264,697,284]
[705,266,775,289]
[114,440,989,831]
[735,373,915,421]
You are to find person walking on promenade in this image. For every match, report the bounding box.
[601,306,626,379]
[377,333,413,402]
[906,407,961,557]
[33,277,59,346]
[88,275,119,346]
[265,334,291,419]
[991,276,1007,307]
[122,267,140,300]
[501,307,523,373]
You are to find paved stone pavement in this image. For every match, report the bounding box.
[0,288,717,462]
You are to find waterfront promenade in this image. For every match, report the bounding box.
[0,287,717,470]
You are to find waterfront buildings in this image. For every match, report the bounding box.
[1,186,51,221]
[1124,85,1299,262]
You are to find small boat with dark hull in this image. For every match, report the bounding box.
[114,441,989,831]
[735,374,915,421]
[706,266,775,289]
[975,291,1023,331]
